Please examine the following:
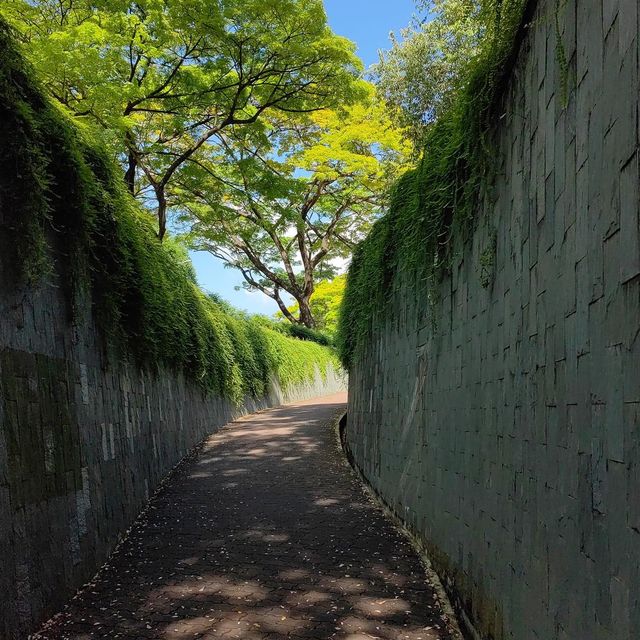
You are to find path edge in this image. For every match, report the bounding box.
[331,411,467,640]
[30,398,311,639]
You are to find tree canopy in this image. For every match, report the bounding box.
[181,94,410,327]
[283,275,346,335]
[2,0,365,238]
[372,0,482,147]
[3,0,436,331]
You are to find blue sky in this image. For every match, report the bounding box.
[189,0,416,316]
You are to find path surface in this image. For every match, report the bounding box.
[36,393,454,640]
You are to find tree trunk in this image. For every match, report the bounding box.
[124,151,136,194]
[273,289,298,324]
[157,189,167,241]
[297,297,315,328]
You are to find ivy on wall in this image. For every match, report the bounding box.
[0,20,338,403]
[337,0,533,368]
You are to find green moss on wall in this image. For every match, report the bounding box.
[0,19,339,402]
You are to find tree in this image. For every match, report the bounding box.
[372,0,482,147]
[2,0,364,238]
[181,95,410,327]
[283,275,346,335]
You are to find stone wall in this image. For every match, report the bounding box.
[0,253,344,639]
[346,1,640,638]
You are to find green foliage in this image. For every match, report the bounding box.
[2,0,365,238]
[275,323,334,347]
[338,0,529,368]
[0,19,338,402]
[372,0,484,148]
[250,316,334,347]
[284,275,346,335]
[0,21,54,283]
[183,94,410,328]
[260,326,336,386]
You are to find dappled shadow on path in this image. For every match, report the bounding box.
[35,394,452,640]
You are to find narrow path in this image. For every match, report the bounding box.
[36,394,454,640]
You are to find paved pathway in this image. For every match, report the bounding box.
[36,393,455,640]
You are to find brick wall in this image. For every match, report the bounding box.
[346,1,640,638]
[0,249,344,639]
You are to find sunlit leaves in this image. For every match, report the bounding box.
[179,91,410,327]
[2,0,365,236]
[372,0,483,147]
